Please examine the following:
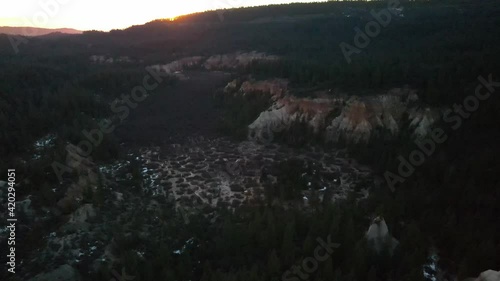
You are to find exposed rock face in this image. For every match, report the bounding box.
[408,107,442,139]
[475,270,500,281]
[325,91,423,143]
[203,51,279,70]
[224,79,241,93]
[365,216,399,254]
[225,78,441,145]
[147,51,279,76]
[89,55,134,64]
[248,96,336,136]
[239,78,289,99]
[223,78,289,102]
[145,54,440,145]
[89,55,107,64]
[149,56,205,74]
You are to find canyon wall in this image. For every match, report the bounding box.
[141,52,442,146]
[224,78,442,145]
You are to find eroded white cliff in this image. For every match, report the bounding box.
[366,216,399,254]
[233,79,442,144]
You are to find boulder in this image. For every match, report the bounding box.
[148,56,204,74]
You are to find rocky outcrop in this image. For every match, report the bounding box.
[224,78,288,100]
[146,52,279,81]
[248,96,336,136]
[239,78,289,99]
[144,54,439,145]
[325,90,432,143]
[408,107,441,139]
[149,56,205,74]
[366,216,399,254]
[225,78,441,145]
[203,51,279,70]
[146,51,279,75]
[474,270,500,281]
[89,55,134,64]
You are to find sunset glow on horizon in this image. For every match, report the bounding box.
[0,0,325,31]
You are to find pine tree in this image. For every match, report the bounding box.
[334,268,342,281]
[268,249,281,278]
[281,221,296,267]
[322,257,335,280]
[303,234,315,256]
[367,266,377,281]
[201,261,212,281]
[248,264,260,281]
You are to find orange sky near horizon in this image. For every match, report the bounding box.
[0,0,325,31]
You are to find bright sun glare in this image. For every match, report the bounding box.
[0,0,221,31]
[0,0,323,31]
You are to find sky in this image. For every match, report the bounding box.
[0,0,324,31]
